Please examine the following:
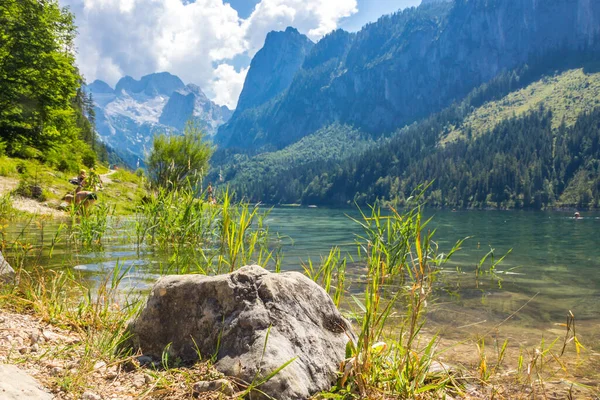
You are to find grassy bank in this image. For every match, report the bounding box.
[0,156,147,217]
[0,187,597,399]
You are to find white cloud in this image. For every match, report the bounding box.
[209,64,249,109]
[61,0,358,108]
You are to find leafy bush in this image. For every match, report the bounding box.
[82,149,97,169]
[14,178,46,201]
[146,122,213,190]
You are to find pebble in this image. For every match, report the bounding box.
[93,361,107,370]
[51,366,64,376]
[29,330,41,345]
[105,367,118,380]
[132,375,145,389]
[31,343,39,353]
[82,391,102,400]
[193,379,235,396]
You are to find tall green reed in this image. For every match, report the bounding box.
[68,202,115,248]
[134,187,280,275]
[330,193,465,398]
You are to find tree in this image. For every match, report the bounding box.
[0,0,79,152]
[146,122,213,190]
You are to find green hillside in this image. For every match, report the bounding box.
[211,124,374,203]
[219,63,600,209]
[444,67,600,143]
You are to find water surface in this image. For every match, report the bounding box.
[6,208,600,361]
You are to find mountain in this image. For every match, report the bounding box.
[88,72,232,167]
[216,27,314,148]
[217,60,600,209]
[216,0,600,151]
[236,27,314,113]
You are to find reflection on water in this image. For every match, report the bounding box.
[5,207,600,356]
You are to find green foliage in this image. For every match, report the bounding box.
[0,0,107,167]
[226,59,600,209]
[0,0,78,150]
[211,124,373,203]
[147,122,213,190]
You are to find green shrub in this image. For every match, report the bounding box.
[82,149,96,169]
[146,122,213,190]
[14,178,46,201]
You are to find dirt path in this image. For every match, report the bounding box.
[0,176,64,217]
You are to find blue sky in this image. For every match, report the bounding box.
[61,0,421,108]
[226,0,420,30]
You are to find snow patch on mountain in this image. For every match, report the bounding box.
[87,72,232,168]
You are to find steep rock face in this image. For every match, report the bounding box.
[88,73,231,167]
[159,84,232,132]
[236,27,314,113]
[217,0,600,151]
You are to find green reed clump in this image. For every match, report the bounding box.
[303,247,347,307]
[135,187,279,274]
[328,195,465,398]
[0,193,16,220]
[68,202,115,248]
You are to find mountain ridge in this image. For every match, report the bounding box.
[88,72,231,167]
[216,0,600,151]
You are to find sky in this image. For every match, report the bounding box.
[59,0,420,108]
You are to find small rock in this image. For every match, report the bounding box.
[18,346,28,354]
[132,375,145,389]
[105,368,118,380]
[193,379,235,396]
[29,331,41,345]
[0,251,15,283]
[50,366,64,376]
[31,343,39,353]
[82,391,102,400]
[136,355,152,366]
[144,374,152,384]
[0,316,6,323]
[93,361,107,371]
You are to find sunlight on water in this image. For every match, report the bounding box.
[6,207,600,361]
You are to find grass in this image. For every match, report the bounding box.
[0,155,148,216]
[443,68,600,144]
[0,185,597,399]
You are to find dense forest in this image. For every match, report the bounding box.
[219,51,600,209]
[0,0,108,170]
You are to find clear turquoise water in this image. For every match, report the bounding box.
[6,207,600,350]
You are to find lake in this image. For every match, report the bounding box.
[5,207,600,373]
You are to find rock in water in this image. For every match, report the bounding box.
[0,365,53,399]
[0,251,15,282]
[127,265,354,399]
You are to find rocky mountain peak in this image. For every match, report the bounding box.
[87,80,114,94]
[114,72,185,97]
[88,72,231,168]
[234,27,314,113]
